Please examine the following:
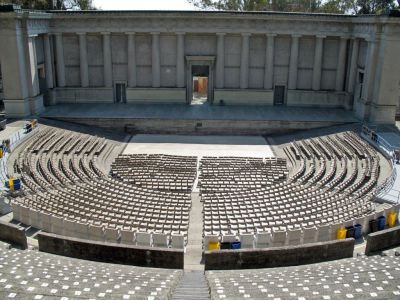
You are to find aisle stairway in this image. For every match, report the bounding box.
[172,270,210,300]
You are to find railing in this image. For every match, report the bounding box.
[0,122,39,192]
[361,124,400,203]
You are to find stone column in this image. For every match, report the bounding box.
[347,38,359,94]
[288,34,301,90]
[55,33,66,88]
[127,32,136,88]
[151,32,161,88]
[28,35,40,96]
[43,34,54,89]
[102,32,112,88]
[312,35,325,91]
[176,32,185,88]
[361,38,377,101]
[78,33,89,88]
[335,36,348,92]
[240,33,251,89]
[216,33,225,89]
[264,34,276,90]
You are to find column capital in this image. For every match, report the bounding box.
[101,32,111,35]
[175,31,186,36]
[76,32,86,36]
[266,33,277,38]
[53,32,63,36]
[291,34,302,38]
[339,35,350,40]
[151,32,160,35]
[125,31,136,35]
[241,32,252,37]
[28,34,38,38]
[216,32,226,36]
[316,34,326,39]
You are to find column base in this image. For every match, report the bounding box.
[353,97,370,121]
[4,94,44,118]
[30,94,44,116]
[4,98,31,118]
[369,103,396,124]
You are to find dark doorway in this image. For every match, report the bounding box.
[115,83,126,104]
[191,65,209,105]
[274,85,285,105]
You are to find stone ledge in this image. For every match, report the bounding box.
[38,232,184,269]
[365,226,400,255]
[204,238,354,270]
[0,220,28,249]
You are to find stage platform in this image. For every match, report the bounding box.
[124,134,274,158]
[41,103,359,135]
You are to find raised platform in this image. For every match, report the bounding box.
[41,103,359,135]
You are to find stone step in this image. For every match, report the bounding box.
[171,270,210,300]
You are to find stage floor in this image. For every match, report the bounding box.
[123,134,274,158]
[41,103,358,122]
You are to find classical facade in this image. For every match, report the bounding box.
[0,7,399,124]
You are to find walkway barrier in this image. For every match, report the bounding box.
[0,220,28,249]
[204,238,355,270]
[37,232,184,269]
[365,225,400,255]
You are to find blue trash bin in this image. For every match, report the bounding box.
[377,216,386,231]
[354,224,362,239]
[231,241,241,250]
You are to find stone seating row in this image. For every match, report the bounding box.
[204,204,399,249]
[12,203,186,248]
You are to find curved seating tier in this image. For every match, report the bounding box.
[199,157,288,193]
[12,177,190,247]
[111,154,197,192]
[0,241,182,299]
[206,249,400,299]
[201,132,388,247]
[12,126,114,193]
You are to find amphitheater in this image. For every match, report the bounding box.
[0,4,400,300]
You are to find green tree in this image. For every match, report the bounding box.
[0,0,96,10]
[187,0,398,13]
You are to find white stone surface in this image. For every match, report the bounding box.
[123,134,274,158]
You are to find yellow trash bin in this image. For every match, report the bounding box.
[208,241,220,251]
[336,227,347,240]
[388,211,397,228]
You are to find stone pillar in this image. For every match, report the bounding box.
[28,35,40,96]
[240,33,251,89]
[335,37,348,92]
[288,34,301,90]
[361,39,377,102]
[151,32,161,88]
[312,35,325,91]
[127,32,136,88]
[78,33,89,88]
[216,33,225,89]
[347,38,359,94]
[264,34,276,90]
[176,32,185,88]
[55,33,66,88]
[43,34,54,89]
[102,32,112,88]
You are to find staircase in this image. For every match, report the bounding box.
[171,270,210,300]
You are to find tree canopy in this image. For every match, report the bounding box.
[187,0,399,14]
[0,0,96,10]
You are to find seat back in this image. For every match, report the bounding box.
[153,233,169,248]
[239,233,254,249]
[136,232,152,246]
[255,231,271,248]
[302,226,317,244]
[171,234,185,249]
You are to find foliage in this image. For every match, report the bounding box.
[187,0,399,14]
[0,0,96,10]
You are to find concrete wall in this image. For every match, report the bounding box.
[55,88,113,103]
[287,90,352,109]
[126,88,186,103]
[365,226,400,255]
[204,239,355,270]
[0,220,28,249]
[38,232,184,269]
[214,89,273,105]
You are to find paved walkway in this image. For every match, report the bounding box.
[185,192,204,270]
[41,103,358,122]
